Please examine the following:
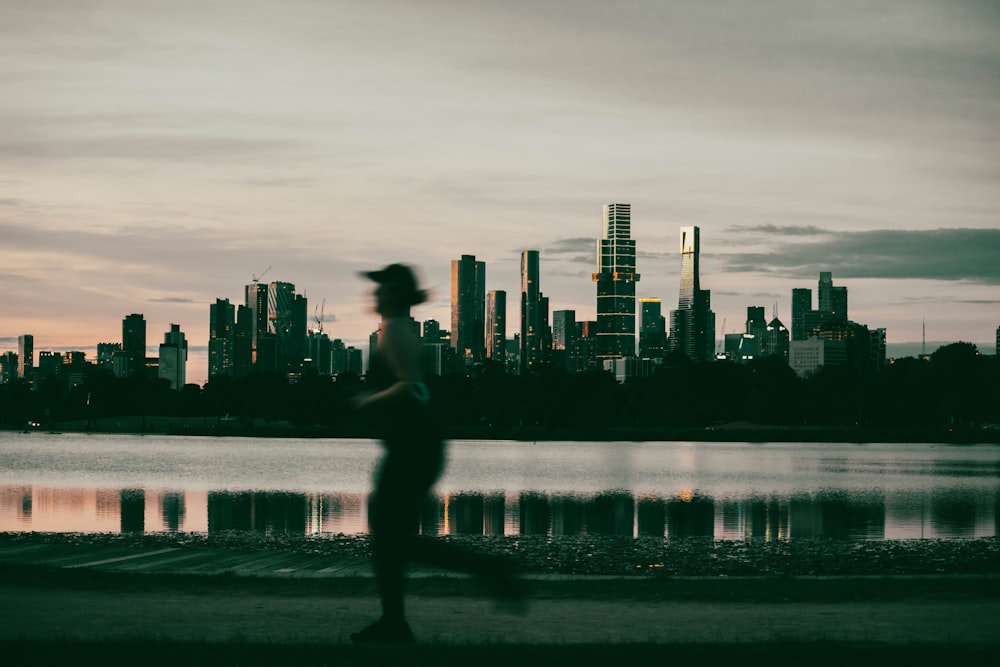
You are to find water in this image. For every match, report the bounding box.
[1,432,998,540]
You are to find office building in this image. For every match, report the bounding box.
[0,352,17,383]
[745,306,767,342]
[520,249,546,373]
[451,254,486,368]
[593,203,639,359]
[209,298,236,380]
[158,324,188,390]
[17,334,33,381]
[793,273,849,341]
[552,309,579,372]
[791,288,812,342]
[122,314,147,380]
[669,226,715,362]
[763,316,790,360]
[486,290,506,362]
[639,298,666,360]
[244,280,307,375]
[37,351,63,378]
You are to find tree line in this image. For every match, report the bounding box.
[1,342,997,437]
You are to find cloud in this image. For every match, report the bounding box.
[726,224,830,237]
[149,297,199,304]
[721,228,1000,284]
[544,237,594,254]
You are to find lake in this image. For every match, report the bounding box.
[1,432,998,541]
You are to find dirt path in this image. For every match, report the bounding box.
[3,584,999,646]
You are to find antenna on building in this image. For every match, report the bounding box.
[922,316,926,356]
[252,266,271,284]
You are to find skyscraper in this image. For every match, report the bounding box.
[593,203,639,359]
[486,290,506,363]
[17,334,32,380]
[209,298,236,380]
[244,280,306,374]
[552,309,578,372]
[818,271,848,321]
[639,298,666,360]
[122,314,146,379]
[520,249,545,374]
[793,272,849,341]
[791,288,812,341]
[669,226,715,362]
[158,324,188,390]
[451,254,486,368]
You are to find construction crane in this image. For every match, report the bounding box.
[252,266,271,284]
[313,298,326,334]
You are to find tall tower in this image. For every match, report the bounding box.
[122,314,147,379]
[593,203,640,359]
[451,254,486,367]
[158,324,188,389]
[520,249,543,374]
[209,298,236,380]
[669,226,715,362]
[486,290,506,363]
[17,334,33,380]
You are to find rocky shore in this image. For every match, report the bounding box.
[3,530,998,577]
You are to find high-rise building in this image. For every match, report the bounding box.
[791,288,812,342]
[122,314,147,380]
[520,249,545,374]
[209,298,236,380]
[451,254,486,368]
[639,298,666,360]
[745,306,767,342]
[593,203,639,359]
[486,290,506,363]
[244,280,306,375]
[234,305,254,378]
[818,271,848,321]
[37,351,62,378]
[763,316,790,360]
[158,324,188,389]
[669,226,715,362]
[268,281,307,374]
[552,309,579,372]
[794,273,849,341]
[17,334,33,380]
[0,352,18,383]
[996,325,1000,357]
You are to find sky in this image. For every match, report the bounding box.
[2,0,999,385]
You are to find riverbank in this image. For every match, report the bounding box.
[10,416,1000,444]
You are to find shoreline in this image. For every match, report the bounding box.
[7,417,1000,444]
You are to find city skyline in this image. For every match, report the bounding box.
[3,1,999,385]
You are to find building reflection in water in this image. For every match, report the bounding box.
[1,484,998,540]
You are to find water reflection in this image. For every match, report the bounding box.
[3,484,997,541]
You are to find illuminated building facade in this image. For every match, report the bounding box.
[209,298,236,379]
[451,254,486,368]
[486,290,506,362]
[669,226,715,362]
[593,203,639,359]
